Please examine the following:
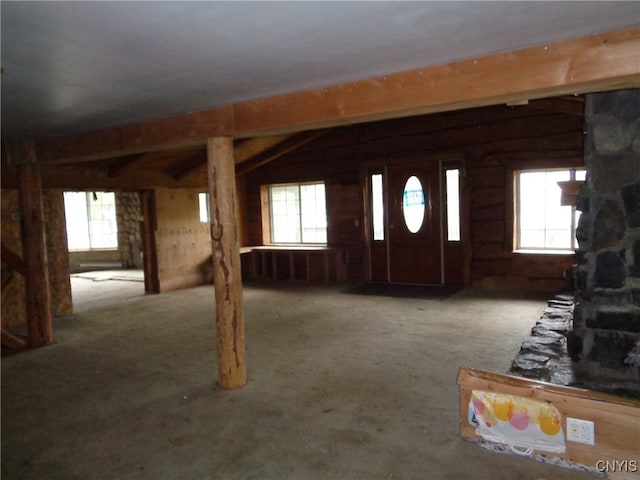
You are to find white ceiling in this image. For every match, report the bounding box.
[2,1,639,141]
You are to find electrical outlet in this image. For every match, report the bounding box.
[566,417,595,445]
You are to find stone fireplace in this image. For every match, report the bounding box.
[572,88,640,392]
[510,89,640,398]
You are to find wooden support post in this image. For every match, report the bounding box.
[207,137,247,390]
[14,143,53,348]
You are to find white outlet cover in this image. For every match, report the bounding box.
[566,417,595,445]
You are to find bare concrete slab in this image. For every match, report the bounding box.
[1,280,600,479]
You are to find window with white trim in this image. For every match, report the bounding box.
[269,182,327,244]
[515,168,586,252]
[198,192,210,223]
[64,191,118,250]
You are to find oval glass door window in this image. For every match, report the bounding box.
[402,176,425,233]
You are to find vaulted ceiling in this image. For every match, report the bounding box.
[2,1,639,143]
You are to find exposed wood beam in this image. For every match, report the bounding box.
[236,129,330,175]
[1,328,27,350]
[37,105,234,164]
[107,153,147,177]
[206,137,246,390]
[525,97,585,117]
[1,267,15,291]
[234,133,297,164]
[2,166,207,190]
[35,27,640,164]
[14,143,53,348]
[233,27,640,137]
[168,152,207,181]
[1,243,26,275]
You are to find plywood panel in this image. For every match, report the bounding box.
[154,188,212,292]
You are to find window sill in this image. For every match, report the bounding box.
[514,249,576,255]
[255,244,330,251]
[68,248,119,252]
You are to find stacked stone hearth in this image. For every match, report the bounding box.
[511,89,640,399]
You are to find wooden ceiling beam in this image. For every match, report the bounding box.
[169,152,207,181]
[107,153,147,178]
[232,27,639,137]
[524,97,585,117]
[35,27,640,164]
[37,105,234,165]
[234,133,298,164]
[236,130,330,176]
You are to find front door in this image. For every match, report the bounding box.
[365,156,464,285]
[387,160,440,283]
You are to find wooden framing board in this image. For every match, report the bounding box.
[34,27,640,164]
[458,367,640,478]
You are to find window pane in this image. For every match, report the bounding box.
[301,184,327,243]
[270,183,327,244]
[445,169,460,241]
[88,192,118,249]
[402,176,425,234]
[271,185,301,243]
[64,192,90,250]
[517,169,577,250]
[64,191,118,250]
[371,174,384,241]
[198,193,210,223]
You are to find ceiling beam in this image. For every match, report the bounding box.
[236,130,330,175]
[37,105,234,165]
[107,153,147,178]
[168,152,207,181]
[35,27,640,164]
[234,133,298,164]
[525,97,585,117]
[232,26,640,137]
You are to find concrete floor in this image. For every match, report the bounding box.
[2,278,602,480]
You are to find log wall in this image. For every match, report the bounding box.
[153,188,213,292]
[245,103,584,290]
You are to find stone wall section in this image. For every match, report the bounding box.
[573,89,640,382]
[116,192,144,269]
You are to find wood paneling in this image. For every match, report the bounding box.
[245,102,584,290]
[154,188,212,292]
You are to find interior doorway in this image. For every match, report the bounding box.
[364,155,465,285]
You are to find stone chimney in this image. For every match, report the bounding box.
[572,89,640,391]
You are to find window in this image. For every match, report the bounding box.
[269,182,327,244]
[445,169,461,241]
[198,193,210,223]
[402,175,425,234]
[515,168,585,252]
[64,191,118,250]
[371,174,384,241]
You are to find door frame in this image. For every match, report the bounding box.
[362,152,469,285]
